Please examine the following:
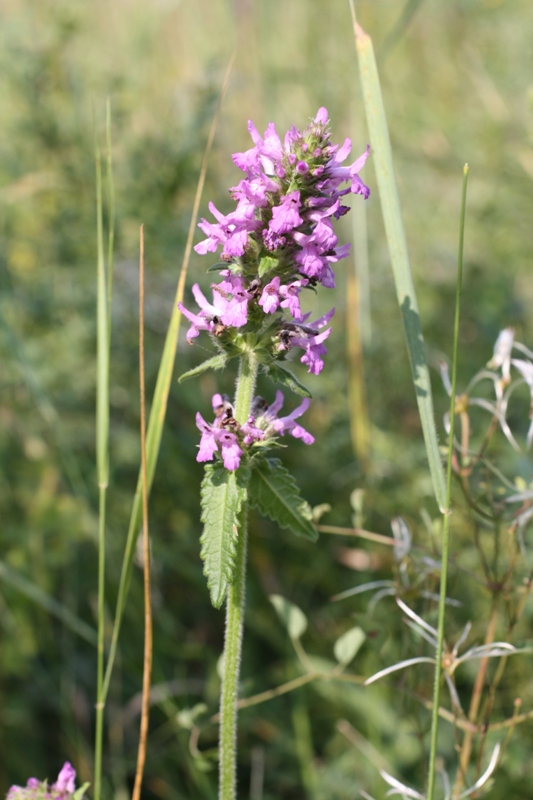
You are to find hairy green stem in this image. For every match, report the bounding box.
[219,503,248,800]
[427,165,468,800]
[219,353,258,800]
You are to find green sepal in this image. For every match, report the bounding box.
[258,255,279,278]
[200,463,250,608]
[178,354,227,383]
[248,457,317,541]
[267,363,312,398]
[73,784,91,800]
[207,261,232,272]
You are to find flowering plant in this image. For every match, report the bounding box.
[178,107,369,797]
[6,763,88,800]
[179,107,369,599]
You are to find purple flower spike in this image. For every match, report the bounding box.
[7,762,83,800]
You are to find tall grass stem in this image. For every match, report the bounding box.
[132,225,153,800]
[94,131,110,800]
[426,164,469,800]
[105,99,115,340]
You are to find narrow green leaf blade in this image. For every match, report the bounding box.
[267,363,312,398]
[178,354,227,383]
[0,560,97,646]
[200,463,249,608]
[354,22,446,511]
[249,457,317,541]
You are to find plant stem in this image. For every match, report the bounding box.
[219,503,248,800]
[218,353,258,800]
[427,164,468,800]
[453,602,498,797]
[94,132,110,800]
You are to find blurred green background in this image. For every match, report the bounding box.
[1,0,533,797]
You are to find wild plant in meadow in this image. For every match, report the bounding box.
[6,763,88,800]
[352,327,533,799]
[178,107,369,797]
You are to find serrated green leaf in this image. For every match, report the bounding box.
[178,354,227,383]
[270,594,308,639]
[200,463,249,608]
[249,457,317,540]
[333,626,365,666]
[267,363,312,398]
[258,255,278,278]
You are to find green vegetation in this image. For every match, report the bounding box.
[1,1,533,797]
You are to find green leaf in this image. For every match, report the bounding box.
[178,354,227,383]
[249,457,317,541]
[333,626,366,666]
[207,261,232,272]
[0,560,97,646]
[258,255,278,278]
[269,594,308,639]
[354,23,446,511]
[200,463,249,608]
[267,363,312,398]
[73,783,91,800]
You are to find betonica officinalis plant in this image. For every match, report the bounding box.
[177,107,370,798]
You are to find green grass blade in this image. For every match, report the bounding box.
[95,136,109,490]
[0,560,97,646]
[351,11,446,511]
[427,164,469,800]
[94,127,110,800]
[106,98,115,342]
[102,50,236,701]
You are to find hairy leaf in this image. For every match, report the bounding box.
[249,457,317,540]
[200,463,249,608]
[178,354,227,383]
[267,363,312,398]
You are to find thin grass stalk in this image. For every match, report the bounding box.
[349,4,446,511]
[427,164,469,800]
[102,50,236,702]
[346,270,370,467]
[132,225,153,800]
[219,353,258,800]
[351,156,371,345]
[94,133,110,800]
[453,602,497,797]
[106,98,115,336]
